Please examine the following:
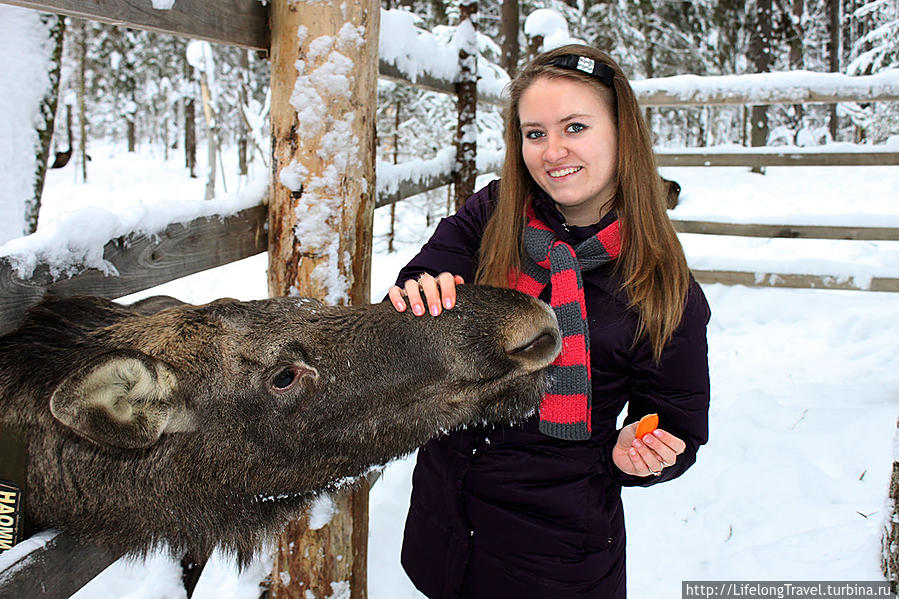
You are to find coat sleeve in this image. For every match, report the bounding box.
[599,277,711,487]
[391,180,499,288]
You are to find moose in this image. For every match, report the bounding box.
[0,286,560,569]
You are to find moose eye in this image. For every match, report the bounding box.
[271,367,297,391]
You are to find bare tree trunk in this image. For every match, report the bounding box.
[788,0,805,133]
[78,19,88,183]
[184,61,197,178]
[25,14,66,235]
[749,0,772,174]
[500,0,519,77]
[199,73,217,201]
[126,113,136,153]
[642,21,655,142]
[388,99,400,253]
[827,0,841,140]
[238,50,249,178]
[453,0,478,210]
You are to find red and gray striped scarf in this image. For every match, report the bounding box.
[514,204,621,441]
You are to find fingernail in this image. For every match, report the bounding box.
[629,448,637,456]
[413,304,424,316]
[644,435,654,444]
[430,304,440,316]
[653,429,664,437]
[445,298,454,309]
[633,439,644,449]
[395,302,406,312]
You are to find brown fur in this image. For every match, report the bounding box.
[0,286,560,564]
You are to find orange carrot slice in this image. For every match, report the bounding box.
[635,413,659,439]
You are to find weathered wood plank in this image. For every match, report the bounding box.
[0,531,125,599]
[0,0,269,50]
[692,269,899,292]
[673,220,899,241]
[376,165,451,208]
[0,204,268,336]
[633,70,899,106]
[376,151,503,209]
[657,151,899,167]
[378,60,505,106]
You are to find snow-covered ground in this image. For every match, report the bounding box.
[3,145,898,597]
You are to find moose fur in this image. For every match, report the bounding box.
[0,286,560,564]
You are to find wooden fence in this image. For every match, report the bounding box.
[1,0,898,598]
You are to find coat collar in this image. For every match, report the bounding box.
[530,186,618,245]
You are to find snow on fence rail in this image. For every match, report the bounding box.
[0,200,268,336]
[632,69,899,106]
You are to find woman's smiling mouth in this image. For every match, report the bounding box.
[548,166,583,178]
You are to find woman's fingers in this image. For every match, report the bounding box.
[436,272,459,311]
[392,273,462,316]
[404,278,427,316]
[387,285,408,312]
[628,428,684,476]
[418,273,443,316]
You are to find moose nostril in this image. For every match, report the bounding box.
[508,328,562,369]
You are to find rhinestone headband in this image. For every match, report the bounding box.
[550,55,615,87]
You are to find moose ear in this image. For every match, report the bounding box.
[50,351,181,449]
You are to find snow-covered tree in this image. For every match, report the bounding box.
[0,6,65,241]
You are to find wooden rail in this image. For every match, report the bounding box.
[632,70,899,106]
[672,220,899,241]
[0,204,267,336]
[0,532,125,599]
[692,270,899,293]
[378,60,505,107]
[657,150,899,167]
[0,0,269,51]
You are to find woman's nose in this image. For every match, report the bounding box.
[543,134,568,162]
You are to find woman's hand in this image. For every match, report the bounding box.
[611,422,686,477]
[388,272,465,316]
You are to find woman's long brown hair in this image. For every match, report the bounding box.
[475,44,690,362]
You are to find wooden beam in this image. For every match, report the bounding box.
[0,531,125,599]
[376,167,452,209]
[692,269,899,292]
[657,150,899,167]
[673,220,899,241]
[267,0,379,596]
[376,151,503,209]
[378,59,505,106]
[0,0,269,50]
[633,70,899,106]
[0,204,268,336]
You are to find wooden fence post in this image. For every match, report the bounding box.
[267,0,379,597]
[453,0,478,210]
[883,417,899,591]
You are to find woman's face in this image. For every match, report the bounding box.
[519,76,618,226]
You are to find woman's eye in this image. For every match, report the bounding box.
[567,122,586,134]
[524,130,544,140]
[272,368,297,390]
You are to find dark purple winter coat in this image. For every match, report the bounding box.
[394,180,711,599]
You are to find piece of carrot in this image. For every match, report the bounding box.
[635,413,659,439]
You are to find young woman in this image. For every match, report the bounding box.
[387,44,711,598]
